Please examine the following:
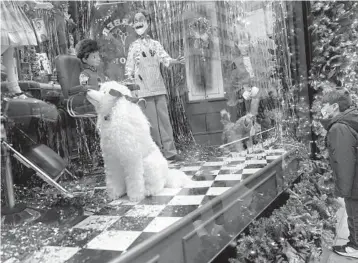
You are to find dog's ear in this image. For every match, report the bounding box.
[109,89,124,98]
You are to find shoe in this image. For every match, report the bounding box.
[167,155,184,163]
[332,244,358,258]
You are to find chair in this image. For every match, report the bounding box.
[54,55,82,99]
[54,55,97,118]
[1,97,76,198]
[54,55,143,117]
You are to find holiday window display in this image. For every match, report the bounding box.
[0,2,330,263]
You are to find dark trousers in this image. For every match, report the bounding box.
[344,198,358,249]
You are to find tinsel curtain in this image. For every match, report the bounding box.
[18,1,100,173]
[136,0,195,144]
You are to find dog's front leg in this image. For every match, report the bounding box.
[120,151,145,202]
[103,152,127,199]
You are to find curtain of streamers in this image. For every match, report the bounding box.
[141,0,195,144]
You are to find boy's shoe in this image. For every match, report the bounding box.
[332,244,358,258]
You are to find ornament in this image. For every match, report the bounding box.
[249,250,257,256]
[188,17,212,61]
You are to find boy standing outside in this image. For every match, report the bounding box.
[321,89,358,259]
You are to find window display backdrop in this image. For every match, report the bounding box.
[88,1,310,147]
[89,2,138,82]
[90,1,194,144]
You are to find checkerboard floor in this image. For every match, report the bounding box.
[22,146,286,263]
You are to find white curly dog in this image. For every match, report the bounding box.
[86,81,190,201]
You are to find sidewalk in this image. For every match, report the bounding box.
[321,198,356,263]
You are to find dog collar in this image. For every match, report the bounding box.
[104,89,146,121]
[109,89,141,104]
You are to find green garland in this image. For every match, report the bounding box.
[232,1,358,262]
[232,153,339,262]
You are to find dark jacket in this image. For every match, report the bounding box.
[79,64,104,90]
[323,108,358,199]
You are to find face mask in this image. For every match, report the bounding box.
[321,103,337,119]
[134,14,148,36]
[135,22,148,35]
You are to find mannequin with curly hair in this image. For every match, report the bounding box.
[76,39,104,89]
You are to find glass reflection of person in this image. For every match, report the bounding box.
[227,43,251,118]
[125,10,185,162]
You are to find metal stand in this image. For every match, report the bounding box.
[2,141,74,197]
[1,120,41,226]
[1,115,77,225]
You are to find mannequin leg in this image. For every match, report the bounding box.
[1,46,22,94]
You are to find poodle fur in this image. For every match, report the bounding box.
[86,81,190,201]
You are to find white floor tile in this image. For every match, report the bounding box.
[168,195,205,205]
[230,152,247,158]
[108,197,140,206]
[242,168,261,175]
[245,159,267,165]
[186,180,213,188]
[86,230,141,251]
[195,170,220,176]
[267,148,286,153]
[206,187,231,196]
[181,166,201,172]
[202,162,224,167]
[226,156,246,162]
[125,205,165,217]
[153,188,182,196]
[215,174,242,181]
[143,217,182,232]
[73,215,119,231]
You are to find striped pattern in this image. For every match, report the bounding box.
[1,1,37,47]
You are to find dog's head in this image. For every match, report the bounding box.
[86,81,132,116]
